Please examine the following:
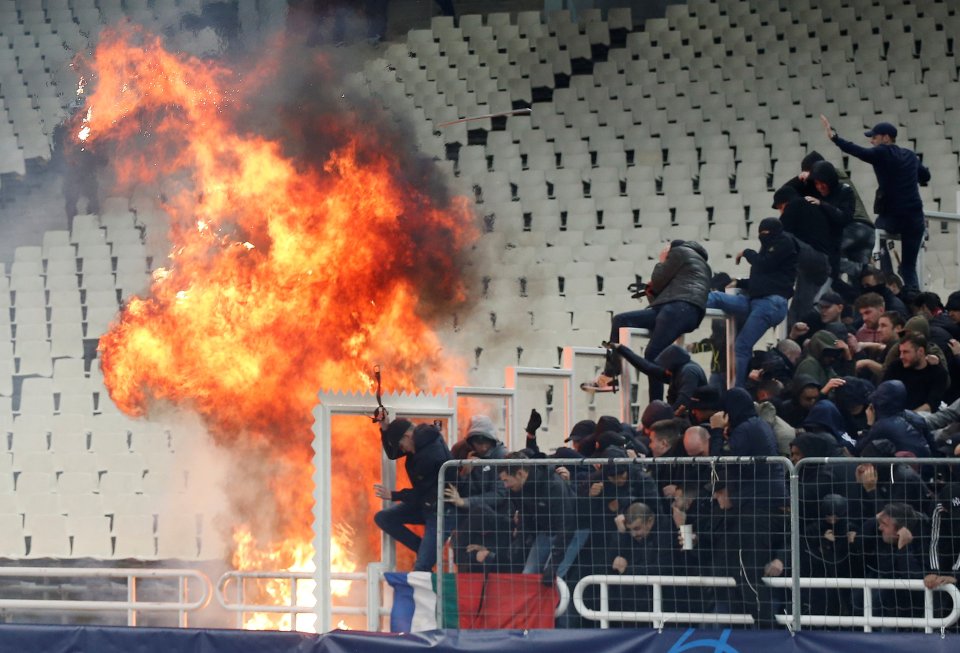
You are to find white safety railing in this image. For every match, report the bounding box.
[762,576,960,634]
[216,565,386,631]
[572,574,755,629]
[0,567,211,627]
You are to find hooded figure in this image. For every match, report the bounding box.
[615,343,707,412]
[808,160,855,278]
[803,399,856,451]
[801,494,857,616]
[834,376,875,440]
[856,380,932,457]
[723,388,787,512]
[794,330,845,386]
[457,415,509,513]
[778,374,823,427]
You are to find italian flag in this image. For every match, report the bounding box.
[384,571,558,631]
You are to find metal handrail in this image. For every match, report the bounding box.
[762,576,960,634]
[573,574,755,629]
[216,570,371,629]
[0,567,212,627]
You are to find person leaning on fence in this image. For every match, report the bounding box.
[606,501,687,622]
[860,502,930,619]
[705,470,790,625]
[498,451,589,584]
[581,239,711,398]
[853,439,929,521]
[374,416,452,572]
[801,493,859,617]
[444,415,508,516]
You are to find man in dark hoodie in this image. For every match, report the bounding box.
[706,217,798,388]
[374,417,453,571]
[806,160,855,284]
[779,150,874,276]
[794,329,850,386]
[821,116,931,291]
[856,380,933,458]
[719,387,787,513]
[773,185,833,327]
[883,332,948,412]
[583,240,711,400]
[444,415,508,514]
[606,343,707,414]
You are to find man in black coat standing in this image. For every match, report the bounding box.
[821,115,931,291]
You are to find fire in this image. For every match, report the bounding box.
[77,26,476,629]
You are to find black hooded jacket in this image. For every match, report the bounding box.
[740,218,798,299]
[724,388,787,511]
[809,161,855,274]
[779,195,833,257]
[392,424,452,514]
[856,381,932,458]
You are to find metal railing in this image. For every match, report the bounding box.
[572,575,754,629]
[0,567,211,627]
[216,566,385,631]
[763,576,960,634]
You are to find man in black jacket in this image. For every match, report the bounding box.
[499,451,588,581]
[374,417,452,571]
[773,185,833,327]
[807,160,856,284]
[821,116,931,291]
[583,240,711,400]
[705,217,798,387]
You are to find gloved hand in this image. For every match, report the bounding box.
[525,409,542,436]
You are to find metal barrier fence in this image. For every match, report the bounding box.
[0,567,211,627]
[431,456,960,633]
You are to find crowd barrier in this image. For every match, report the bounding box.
[432,456,960,634]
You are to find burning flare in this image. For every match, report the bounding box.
[76,26,476,628]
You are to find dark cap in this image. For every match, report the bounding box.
[565,419,596,443]
[383,418,412,447]
[689,385,723,411]
[640,401,674,429]
[772,185,800,209]
[946,291,960,312]
[818,291,844,307]
[865,122,897,138]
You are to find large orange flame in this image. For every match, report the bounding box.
[77,26,476,628]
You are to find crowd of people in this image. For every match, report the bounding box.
[371,121,960,627]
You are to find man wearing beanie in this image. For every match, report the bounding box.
[705,218,798,387]
[373,416,452,571]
